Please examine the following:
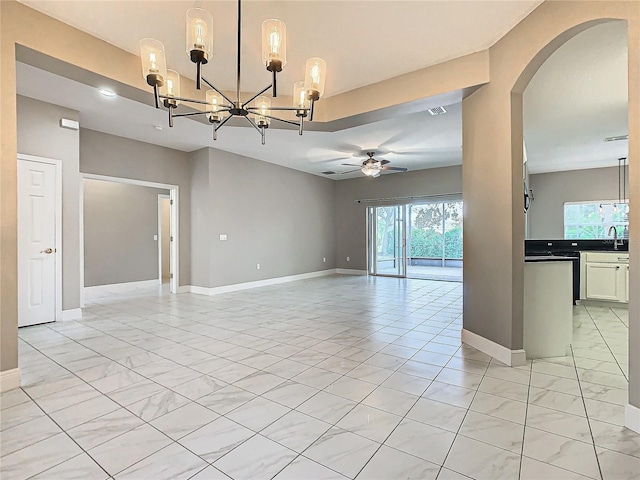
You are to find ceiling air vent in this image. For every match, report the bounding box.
[321,171,336,175]
[428,106,447,116]
[605,135,628,142]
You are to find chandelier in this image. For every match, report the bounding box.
[139,0,327,144]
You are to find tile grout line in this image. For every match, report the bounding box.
[433,350,494,480]
[517,355,533,480]
[15,280,576,480]
[570,341,604,480]
[19,386,112,480]
[265,310,463,479]
[215,311,463,479]
[581,305,628,380]
[17,333,254,478]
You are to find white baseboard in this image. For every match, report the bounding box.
[61,308,83,321]
[0,368,21,393]
[177,285,192,294]
[461,328,527,366]
[184,269,337,296]
[625,403,640,434]
[84,279,159,295]
[336,269,367,276]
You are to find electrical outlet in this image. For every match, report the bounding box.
[256,263,260,270]
[347,256,350,262]
[219,234,228,241]
[323,257,326,262]
[153,234,158,241]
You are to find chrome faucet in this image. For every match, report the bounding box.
[608,226,621,250]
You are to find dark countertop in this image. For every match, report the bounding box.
[525,256,577,262]
[525,239,628,254]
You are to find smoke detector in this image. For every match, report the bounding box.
[428,106,447,116]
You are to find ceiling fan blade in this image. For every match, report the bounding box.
[341,163,362,167]
[309,157,352,164]
[340,169,361,174]
[381,166,408,172]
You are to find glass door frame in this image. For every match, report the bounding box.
[367,205,407,278]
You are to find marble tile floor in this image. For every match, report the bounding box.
[1,275,637,480]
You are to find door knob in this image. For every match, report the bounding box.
[42,248,53,254]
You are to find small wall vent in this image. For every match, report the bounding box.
[605,135,628,142]
[427,106,447,116]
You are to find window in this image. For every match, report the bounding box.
[409,201,463,260]
[564,201,629,239]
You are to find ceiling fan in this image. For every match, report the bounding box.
[340,152,408,177]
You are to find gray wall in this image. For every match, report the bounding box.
[190,148,336,288]
[17,95,81,310]
[189,148,213,288]
[335,165,463,270]
[80,129,191,285]
[83,179,168,286]
[528,166,627,239]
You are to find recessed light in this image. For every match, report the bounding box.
[98,88,117,98]
[154,125,163,131]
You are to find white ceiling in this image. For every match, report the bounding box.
[16,61,463,179]
[19,0,542,97]
[14,2,629,179]
[523,21,628,174]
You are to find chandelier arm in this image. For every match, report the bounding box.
[214,114,234,132]
[272,69,277,98]
[259,113,300,127]
[243,84,273,108]
[159,95,210,106]
[153,84,160,109]
[247,106,310,112]
[172,107,233,119]
[201,77,236,106]
[244,115,264,135]
[172,111,211,118]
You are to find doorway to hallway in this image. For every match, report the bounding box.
[367,200,463,281]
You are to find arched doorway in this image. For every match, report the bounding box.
[461,1,638,435]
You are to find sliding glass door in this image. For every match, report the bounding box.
[368,205,406,277]
[368,200,463,281]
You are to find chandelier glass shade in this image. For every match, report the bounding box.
[139,0,326,144]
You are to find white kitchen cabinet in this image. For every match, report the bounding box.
[582,252,629,303]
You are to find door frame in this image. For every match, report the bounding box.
[17,153,63,323]
[157,193,171,285]
[367,204,407,278]
[79,173,180,301]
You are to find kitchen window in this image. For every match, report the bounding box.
[564,201,629,239]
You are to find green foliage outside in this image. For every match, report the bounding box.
[564,202,629,239]
[375,202,463,260]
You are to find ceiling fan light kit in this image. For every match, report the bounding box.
[139,0,327,145]
[340,152,409,178]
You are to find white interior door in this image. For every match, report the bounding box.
[18,158,59,327]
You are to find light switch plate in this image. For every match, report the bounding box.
[220,234,228,241]
[153,234,158,241]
